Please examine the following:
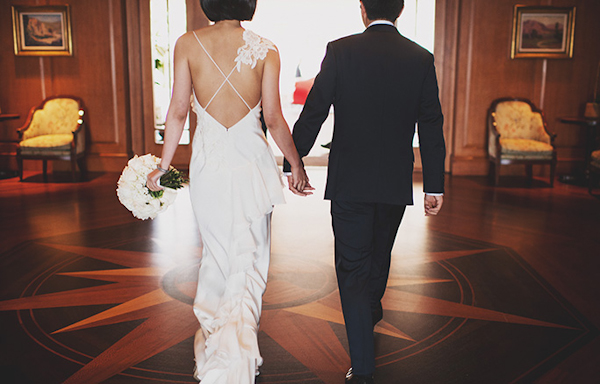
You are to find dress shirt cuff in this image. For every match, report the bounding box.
[283,172,292,177]
[425,192,444,196]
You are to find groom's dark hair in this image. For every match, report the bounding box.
[200,0,256,22]
[361,0,405,22]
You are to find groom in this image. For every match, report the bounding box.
[284,0,445,382]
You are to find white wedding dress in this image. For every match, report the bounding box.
[188,30,285,383]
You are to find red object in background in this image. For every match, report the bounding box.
[292,78,315,105]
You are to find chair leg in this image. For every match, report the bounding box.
[550,160,556,187]
[525,164,533,186]
[71,157,77,182]
[17,156,23,181]
[590,168,599,195]
[494,163,500,186]
[43,160,48,183]
[77,156,88,181]
[490,159,500,187]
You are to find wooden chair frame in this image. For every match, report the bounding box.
[589,166,600,195]
[589,151,600,195]
[16,95,88,182]
[487,97,557,187]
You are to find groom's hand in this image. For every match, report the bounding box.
[287,173,314,197]
[424,194,443,216]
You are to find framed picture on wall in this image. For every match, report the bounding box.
[511,6,575,59]
[12,5,73,56]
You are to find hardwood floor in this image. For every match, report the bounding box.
[0,169,598,383]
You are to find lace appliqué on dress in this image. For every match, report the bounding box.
[234,30,276,72]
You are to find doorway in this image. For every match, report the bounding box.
[243,0,436,162]
[147,1,436,165]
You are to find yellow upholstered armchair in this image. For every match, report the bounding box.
[488,97,557,186]
[17,96,87,182]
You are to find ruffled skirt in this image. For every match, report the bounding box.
[189,110,284,383]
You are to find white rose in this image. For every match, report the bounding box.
[127,155,144,171]
[119,169,138,184]
[133,201,155,220]
[140,154,160,168]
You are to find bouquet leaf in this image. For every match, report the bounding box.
[149,168,189,198]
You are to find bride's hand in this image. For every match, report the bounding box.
[287,166,314,196]
[147,169,165,192]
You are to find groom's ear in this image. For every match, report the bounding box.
[359,1,368,26]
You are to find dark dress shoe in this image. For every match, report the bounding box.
[346,368,374,384]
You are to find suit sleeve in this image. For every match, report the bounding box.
[283,42,337,172]
[417,57,446,194]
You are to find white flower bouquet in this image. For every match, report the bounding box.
[117,154,188,220]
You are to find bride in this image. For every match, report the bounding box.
[147,0,313,382]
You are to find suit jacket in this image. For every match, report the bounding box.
[285,24,446,205]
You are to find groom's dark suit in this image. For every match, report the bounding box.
[284,23,445,376]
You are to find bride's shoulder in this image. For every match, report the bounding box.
[242,30,276,50]
[173,30,200,49]
[178,26,215,43]
[173,28,217,56]
[235,29,278,70]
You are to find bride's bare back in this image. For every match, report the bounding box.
[182,25,265,128]
[147,19,310,198]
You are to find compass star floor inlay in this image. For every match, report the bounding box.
[0,218,595,384]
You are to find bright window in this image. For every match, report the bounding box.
[149,1,436,149]
[150,0,189,145]
[244,0,436,153]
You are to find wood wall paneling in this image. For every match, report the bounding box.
[1,0,599,177]
[125,0,146,158]
[1,0,131,175]
[0,1,43,170]
[186,0,210,31]
[544,0,600,172]
[447,0,600,177]
[435,0,460,173]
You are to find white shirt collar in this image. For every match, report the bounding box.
[367,20,395,28]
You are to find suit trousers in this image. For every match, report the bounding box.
[331,200,406,376]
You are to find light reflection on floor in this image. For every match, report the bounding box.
[151,167,435,270]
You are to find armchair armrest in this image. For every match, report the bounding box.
[532,111,557,145]
[16,103,40,140]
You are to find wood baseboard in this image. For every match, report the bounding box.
[451,155,489,175]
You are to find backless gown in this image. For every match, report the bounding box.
[188,30,285,383]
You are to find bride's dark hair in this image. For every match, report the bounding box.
[200,0,257,22]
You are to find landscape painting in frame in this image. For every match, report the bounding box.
[12,5,73,56]
[511,6,575,59]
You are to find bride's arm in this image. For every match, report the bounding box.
[261,50,313,196]
[147,36,192,192]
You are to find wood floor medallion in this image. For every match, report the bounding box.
[0,171,598,383]
[0,221,594,383]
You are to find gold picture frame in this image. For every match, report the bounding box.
[511,6,575,59]
[12,5,73,56]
